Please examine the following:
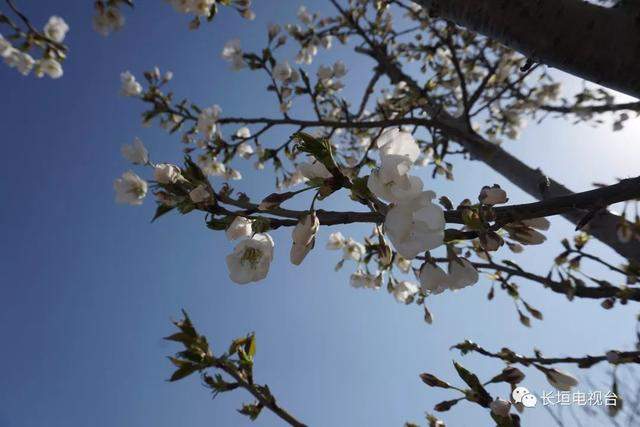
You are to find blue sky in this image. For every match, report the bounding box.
[1,1,639,426]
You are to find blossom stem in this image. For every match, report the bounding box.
[457,341,640,368]
[430,257,640,302]
[212,175,640,233]
[211,359,307,427]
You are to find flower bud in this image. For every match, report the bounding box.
[490,398,511,417]
[501,366,525,384]
[479,231,504,252]
[545,368,579,391]
[290,212,319,265]
[508,227,546,245]
[154,163,182,184]
[479,185,508,205]
[606,350,620,363]
[522,217,550,230]
[226,216,253,241]
[189,184,210,203]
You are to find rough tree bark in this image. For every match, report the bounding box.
[416,0,640,99]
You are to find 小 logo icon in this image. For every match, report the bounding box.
[512,386,538,408]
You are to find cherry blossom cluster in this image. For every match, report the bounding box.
[113,69,559,297]
[0,15,68,79]
[166,0,255,28]
[104,2,640,425]
[93,1,128,36]
[93,0,254,36]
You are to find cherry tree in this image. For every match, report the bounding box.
[5,0,640,425]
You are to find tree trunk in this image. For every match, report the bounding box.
[416,0,640,99]
[365,42,640,262]
[437,114,640,262]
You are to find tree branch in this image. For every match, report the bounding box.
[338,4,640,261]
[212,360,307,427]
[434,258,640,303]
[454,341,640,368]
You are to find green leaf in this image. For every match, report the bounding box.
[183,156,207,182]
[169,364,198,382]
[164,332,193,344]
[238,402,264,421]
[248,334,257,359]
[152,204,175,222]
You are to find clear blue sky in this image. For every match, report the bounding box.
[1,1,639,426]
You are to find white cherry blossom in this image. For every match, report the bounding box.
[235,127,251,139]
[368,128,423,203]
[290,212,320,265]
[5,50,35,75]
[317,64,333,81]
[189,184,210,203]
[237,142,254,159]
[226,233,275,284]
[94,7,125,36]
[198,155,226,177]
[418,263,449,295]
[448,259,479,290]
[298,159,332,180]
[283,170,306,188]
[121,137,149,165]
[333,60,347,78]
[43,16,69,43]
[226,216,253,241]
[154,163,182,184]
[120,71,142,96]
[197,105,221,140]
[326,231,346,250]
[350,270,381,289]
[297,6,313,25]
[224,168,242,181]
[368,170,423,204]
[395,256,412,273]
[384,191,445,259]
[221,39,245,70]
[296,45,317,64]
[377,128,420,172]
[273,61,293,82]
[392,281,419,303]
[114,171,147,205]
[241,9,256,20]
[0,35,12,58]
[343,238,365,261]
[419,259,479,294]
[34,59,63,79]
[321,35,333,49]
